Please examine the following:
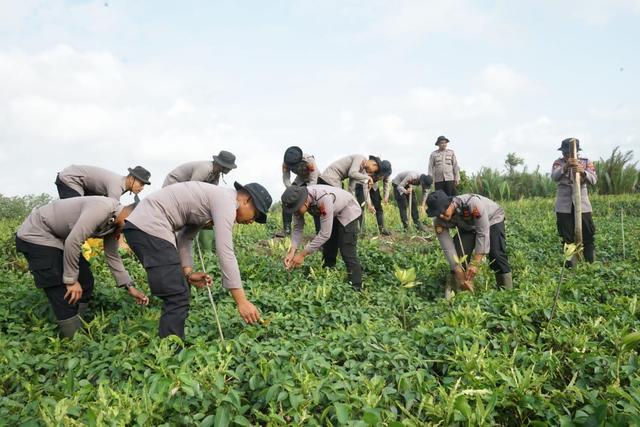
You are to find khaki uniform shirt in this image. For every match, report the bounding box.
[291,185,362,254]
[319,155,372,205]
[162,161,220,187]
[16,196,131,286]
[392,170,428,205]
[428,149,460,183]
[57,165,127,199]
[126,182,242,289]
[551,157,597,214]
[282,154,319,187]
[434,194,505,269]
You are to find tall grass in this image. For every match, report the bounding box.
[594,146,639,195]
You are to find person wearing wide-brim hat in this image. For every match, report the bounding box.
[426,189,512,297]
[281,184,363,291]
[551,138,597,266]
[355,158,393,235]
[15,197,148,338]
[318,154,386,214]
[123,180,272,338]
[390,171,433,231]
[162,150,238,188]
[428,135,460,197]
[276,146,321,237]
[55,164,151,200]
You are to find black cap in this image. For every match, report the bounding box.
[213,150,237,169]
[378,160,392,178]
[283,146,303,168]
[558,138,581,152]
[368,155,382,170]
[435,135,450,146]
[234,182,272,224]
[426,190,452,217]
[419,174,433,188]
[127,166,151,185]
[281,185,309,214]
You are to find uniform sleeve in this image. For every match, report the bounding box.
[307,160,319,185]
[383,177,391,200]
[428,153,435,177]
[435,222,458,270]
[471,200,491,255]
[103,234,133,285]
[282,163,292,187]
[176,224,201,268]
[304,202,335,253]
[398,175,411,193]
[551,159,565,181]
[191,164,210,183]
[291,213,305,249]
[421,189,428,206]
[452,151,460,182]
[62,209,110,284]
[347,159,369,186]
[211,200,243,289]
[584,160,597,186]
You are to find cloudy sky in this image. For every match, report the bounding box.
[1,0,638,201]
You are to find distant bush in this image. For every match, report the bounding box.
[0,193,52,220]
[594,146,639,195]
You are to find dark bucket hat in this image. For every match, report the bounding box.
[558,138,581,152]
[127,166,151,185]
[435,135,450,146]
[283,146,303,168]
[281,185,309,214]
[213,150,238,169]
[419,174,433,188]
[368,155,382,170]
[378,160,392,178]
[234,182,272,224]
[426,190,452,217]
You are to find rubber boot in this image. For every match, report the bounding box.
[415,222,426,232]
[583,243,595,263]
[378,224,391,236]
[77,302,89,319]
[57,315,83,338]
[496,272,513,290]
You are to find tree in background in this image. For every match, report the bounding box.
[595,147,639,194]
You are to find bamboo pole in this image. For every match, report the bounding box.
[408,187,413,228]
[195,239,225,342]
[622,208,626,260]
[571,139,583,261]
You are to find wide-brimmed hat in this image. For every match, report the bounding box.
[234,182,272,224]
[426,190,452,217]
[281,185,309,214]
[127,166,151,185]
[419,174,433,188]
[213,150,237,169]
[377,160,392,178]
[283,146,303,168]
[558,138,581,152]
[435,135,450,146]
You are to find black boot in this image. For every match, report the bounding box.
[584,243,595,263]
[57,315,82,338]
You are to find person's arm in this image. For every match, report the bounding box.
[307,160,319,185]
[551,159,565,181]
[290,213,305,250]
[584,160,597,186]
[282,163,292,187]
[211,201,243,290]
[176,224,201,269]
[304,202,335,253]
[452,151,460,184]
[428,153,435,178]
[62,209,108,285]
[104,234,149,305]
[471,202,490,257]
[230,288,260,324]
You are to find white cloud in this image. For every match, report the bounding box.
[477,64,540,96]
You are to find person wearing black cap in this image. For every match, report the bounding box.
[15,197,148,338]
[428,136,460,196]
[123,181,272,338]
[56,164,151,200]
[281,184,363,291]
[391,171,433,231]
[162,150,238,188]
[318,154,382,214]
[551,138,597,265]
[277,146,320,237]
[355,159,393,235]
[426,190,512,295]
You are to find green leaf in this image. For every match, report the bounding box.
[622,331,640,350]
[334,403,350,424]
[200,415,214,427]
[363,410,379,426]
[214,406,230,427]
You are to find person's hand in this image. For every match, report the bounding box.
[187,272,212,288]
[128,286,149,305]
[576,162,585,174]
[284,248,296,269]
[383,198,389,205]
[368,204,376,214]
[237,300,260,324]
[465,265,479,282]
[407,186,413,194]
[64,282,83,305]
[287,252,306,270]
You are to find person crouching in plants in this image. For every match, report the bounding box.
[551,138,597,266]
[123,181,272,339]
[426,190,513,293]
[281,184,364,291]
[15,197,149,338]
[390,171,433,231]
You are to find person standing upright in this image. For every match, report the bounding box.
[428,136,460,196]
[277,146,320,237]
[551,138,597,265]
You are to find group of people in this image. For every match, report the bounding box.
[14,136,596,339]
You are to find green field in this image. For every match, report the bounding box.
[1,195,639,426]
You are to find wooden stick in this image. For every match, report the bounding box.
[408,187,413,227]
[571,139,583,261]
[622,208,626,260]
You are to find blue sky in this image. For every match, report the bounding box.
[0,0,638,199]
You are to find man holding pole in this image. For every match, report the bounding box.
[551,138,597,265]
[391,171,432,231]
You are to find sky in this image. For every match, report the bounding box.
[1,0,639,202]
